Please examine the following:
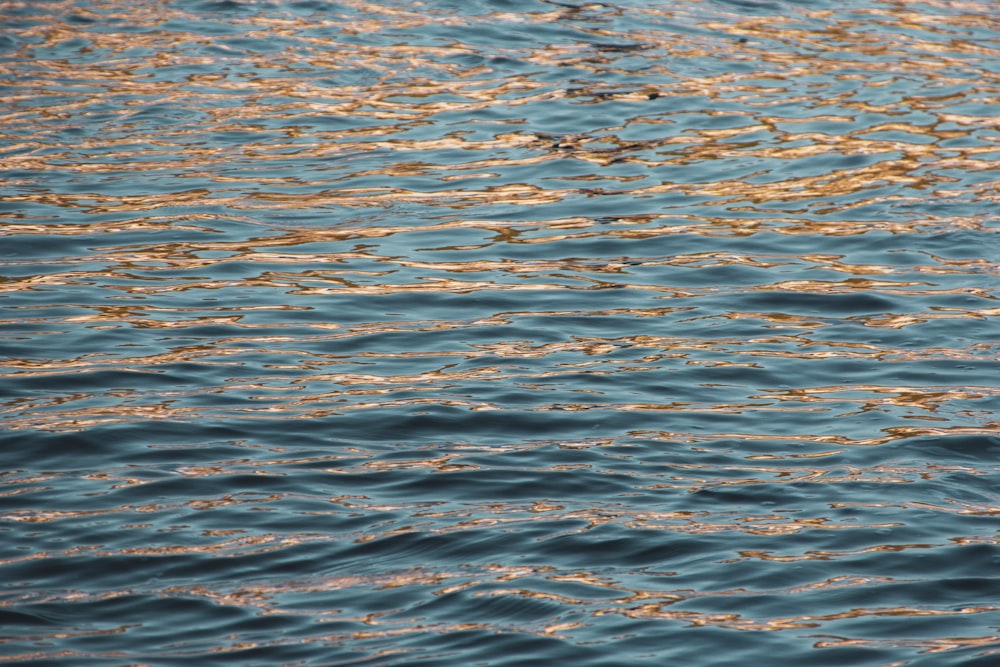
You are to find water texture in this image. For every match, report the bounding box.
[1,0,999,664]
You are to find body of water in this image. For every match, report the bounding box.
[1,0,999,664]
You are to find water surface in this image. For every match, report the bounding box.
[1,0,999,664]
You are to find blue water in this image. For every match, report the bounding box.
[1,0,999,664]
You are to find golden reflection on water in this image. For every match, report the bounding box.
[2,0,999,663]
[3,0,998,213]
[603,602,1000,632]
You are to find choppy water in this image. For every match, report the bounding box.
[1,0,999,664]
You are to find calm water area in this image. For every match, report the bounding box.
[1,0,999,664]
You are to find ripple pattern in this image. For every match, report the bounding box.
[1,0,999,665]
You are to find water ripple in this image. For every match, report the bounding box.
[1,0,999,664]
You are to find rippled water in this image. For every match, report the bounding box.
[2,0,999,664]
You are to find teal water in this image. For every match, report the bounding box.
[1,0,999,664]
